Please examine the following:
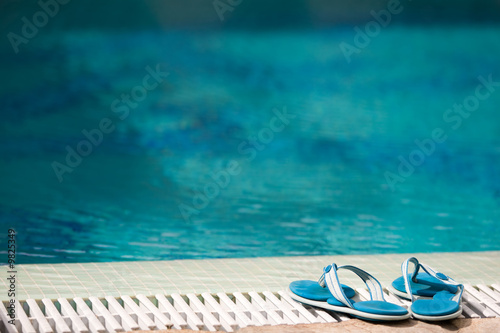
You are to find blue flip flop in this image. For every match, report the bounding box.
[388,257,463,321]
[287,263,410,321]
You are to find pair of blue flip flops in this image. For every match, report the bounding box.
[288,257,463,321]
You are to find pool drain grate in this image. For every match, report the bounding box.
[1,284,500,332]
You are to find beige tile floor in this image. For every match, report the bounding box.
[127,318,500,333]
[1,251,499,301]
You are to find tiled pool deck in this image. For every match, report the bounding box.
[1,251,499,301]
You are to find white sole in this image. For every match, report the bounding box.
[286,287,411,321]
[412,308,463,321]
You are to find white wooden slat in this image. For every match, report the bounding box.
[300,308,329,324]
[247,292,287,325]
[186,293,220,331]
[261,292,287,321]
[484,285,500,301]
[41,299,71,333]
[464,285,500,316]
[26,299,53,333]
[170,293,203,330]
[232,292,269,326]
[57,298,89,333]
[0,301,19,333]
[265,292,304,321]
[73,298,106,333]
[461,304,480,318]
[383,290,407,307]
[201,293,238,331]
[262,291,306,324]
[464,285,492,303]
[401,298,413,308]
[120,296,156,331]
[310,307,341,323]
[277,290,322,324]
[58,299,89,333]
[392,295,412,308]
[491,284,500,296]
[469,285,496,303]
[462,293,497,318]
[105,297,140,332]
[155,294,188,330]
[88,297,124,332]
[302,308,329,323]
[247,292,284,325]
[136,294,173,330]
[356,288,371,302]
[216,293,252,328]
[476,285,500,302]
[326,308,351,322]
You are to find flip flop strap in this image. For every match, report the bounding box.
[418,262,464,303]
[402,257,419,302]
[402,257,463,302]
[318,263,386,308]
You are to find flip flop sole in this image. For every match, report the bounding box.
[411,307,462,321]
[287,287,411,321]
[387,281,463,321]
[387,286,462,321]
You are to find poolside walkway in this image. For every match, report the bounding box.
[129,318,500,332]
[2,251,499,300]
[1,251,499,332]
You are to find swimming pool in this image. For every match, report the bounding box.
[1,24,499,264]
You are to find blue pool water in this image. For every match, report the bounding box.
[1,25,499,263]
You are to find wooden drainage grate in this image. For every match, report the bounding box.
[1,284,500,332]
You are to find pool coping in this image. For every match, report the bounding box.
[1,251,499,301]
[125,318,500,333]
